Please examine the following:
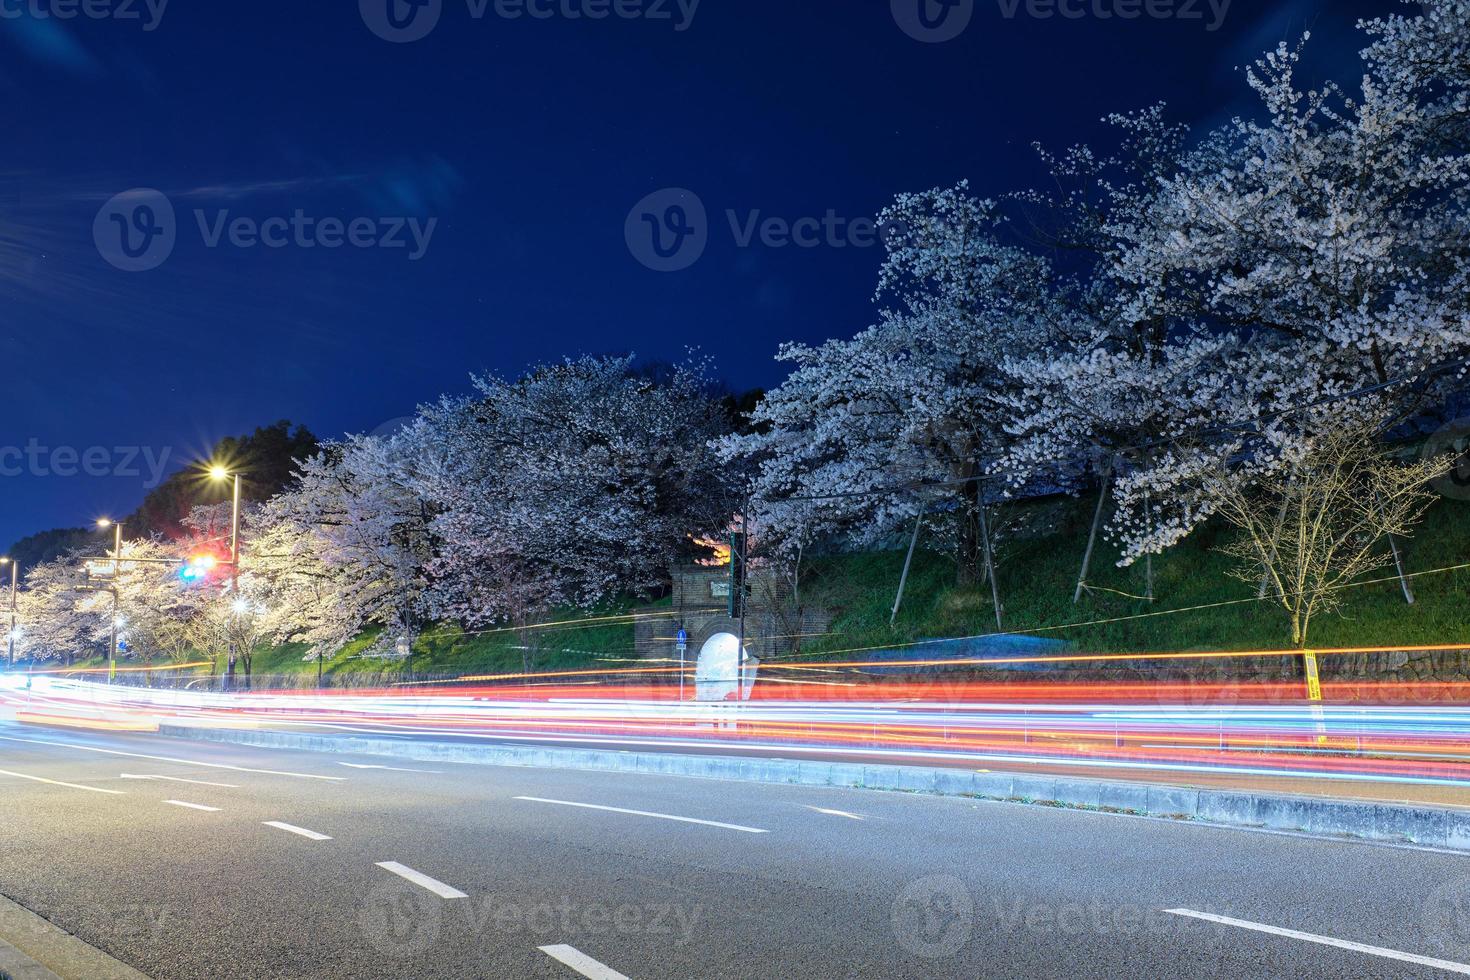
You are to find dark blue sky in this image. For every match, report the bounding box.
[0,0,1392,549]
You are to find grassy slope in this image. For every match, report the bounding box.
[795,495,1470,659]
[75,606,646,682]
[76,497,1470,679]
[243,605,647,680]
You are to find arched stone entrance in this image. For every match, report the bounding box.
[694,632,759,702]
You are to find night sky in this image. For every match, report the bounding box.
[0,0,1394,549]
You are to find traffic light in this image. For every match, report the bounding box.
[179,554,218,582]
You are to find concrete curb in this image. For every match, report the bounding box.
[0,896,148,980]
[0,936,63,980]
[161,725,1470,852]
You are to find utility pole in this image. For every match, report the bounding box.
[0,559,16,667]
[97,519,123,683]
[735,494,749,700]
[213,468,243,689]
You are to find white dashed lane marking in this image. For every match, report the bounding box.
[538,944,632,980]
[0,734,345,781]
[121,773,240,788]
[1165,909,1470,975]
[375,862,467,899]
[0,768,124,795]
[514,797,768,834]
[263,821,332,841]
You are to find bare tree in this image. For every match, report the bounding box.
[1206,425,1450,649]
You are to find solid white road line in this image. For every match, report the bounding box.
[337,763,442,773]
[0,734,345,781]
[263,821,332,841]
[0,767,124,795]
[538,945,632,980]
[1165,909,1470,975]
[120,773,240,788]
[514,797,769,834]
[375,862,468,899]
[163,800,221,812]
[803,805,865,821]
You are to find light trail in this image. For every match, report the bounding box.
[4,645,1470,793]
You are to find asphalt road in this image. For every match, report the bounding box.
[3,719,1470,979]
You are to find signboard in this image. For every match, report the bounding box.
[710,581,731,598]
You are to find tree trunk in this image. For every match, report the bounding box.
[956,490,981,587]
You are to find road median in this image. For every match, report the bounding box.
[160,724,1470,853]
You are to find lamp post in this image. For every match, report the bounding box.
[0,558,16,668]
[210,467,243,688]
[96,519,123,682]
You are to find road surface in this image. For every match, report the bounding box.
[1,719,1469,978]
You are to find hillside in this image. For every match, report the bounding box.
[793,494,1470,661]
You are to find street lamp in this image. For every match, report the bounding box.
[0,558,16,668]
[97,519,123,682]
[210,466,244,687]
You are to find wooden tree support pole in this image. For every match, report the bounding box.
[1388,534,1415,605]
[977,478,1003,630]
[1144,491,1155,603]
[1074,464,1112,604]
[891,511,925,627]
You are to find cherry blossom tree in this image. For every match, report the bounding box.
[406,355,735,625]
[721,184,1063,585]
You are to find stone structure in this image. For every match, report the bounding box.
[634,565,831,663]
